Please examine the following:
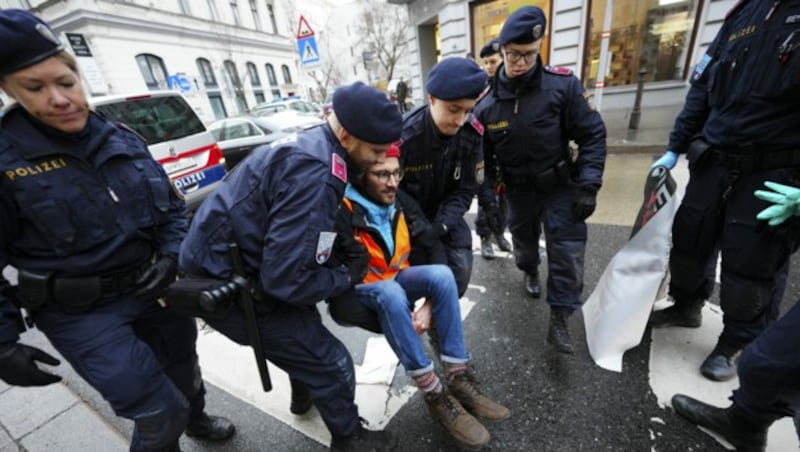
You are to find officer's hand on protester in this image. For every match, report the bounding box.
[484,203,503,235]
[755,181,800,226]
[650,150,678,170]
[0,342,61,387]
[572,185,598,221]
[134,255,178,302]
[415,225,448,265]
[344,242,370,286]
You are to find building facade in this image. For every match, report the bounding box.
[389,0,734,112]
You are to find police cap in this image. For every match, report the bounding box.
[425,57,488,101]
[479,38,501,58]
[0,9,65,77]
[498,6,547,46]
[333,81,402,144]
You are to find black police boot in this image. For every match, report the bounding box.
[184,413,235,441]
[672,394,767,452]
[700,344,741,382]
[547,309,574,354]
[648,299,702,328]
[495,233,512,252]
[330,424,397,452]
[480,236,495,260]
[289,378,313,415]
[524,273,541,299]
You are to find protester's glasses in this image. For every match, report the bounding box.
[505,51,537,64]
[369,169,404,183]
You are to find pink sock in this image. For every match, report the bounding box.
[413,371,442,394]
[445,363,468,382]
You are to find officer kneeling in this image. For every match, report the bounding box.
[0,9,233,451]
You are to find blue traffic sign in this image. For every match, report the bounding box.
[167,73,192,93]
[297,36,320,66]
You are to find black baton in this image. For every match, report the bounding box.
[229,243,272,392]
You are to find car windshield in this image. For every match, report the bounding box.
[95,96,205,144]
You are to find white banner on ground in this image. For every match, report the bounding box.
[583,166,678,372]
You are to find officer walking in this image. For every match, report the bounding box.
[474,6,607,354]
[0,10,233,451]
[647,0,800,381]
[179,82,402,451]
[670,180,800,451]
[399,57,489,297]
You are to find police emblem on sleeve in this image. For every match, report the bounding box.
[316,231,337,264]
[331,154,347,183]
[475,160,485,185]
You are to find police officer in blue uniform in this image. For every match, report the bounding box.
[0,10,233,452]
[474,6,607,354]
[670,180,800,451]
[399,57,488,297]
[179,82,402,452]
[647,0,800,381]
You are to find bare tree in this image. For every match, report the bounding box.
[357,0,408,82]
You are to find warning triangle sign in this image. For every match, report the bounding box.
[303,40,319,61]
[296,15,314,38]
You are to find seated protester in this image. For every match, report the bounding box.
[327,146,510,451]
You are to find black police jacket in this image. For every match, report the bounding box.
[668,0,800,154]
[474,58,607,191]
[399,106,485,248]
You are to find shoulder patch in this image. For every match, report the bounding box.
[331,153,347,183]
[544,65,573,76]
[468,115,484,136]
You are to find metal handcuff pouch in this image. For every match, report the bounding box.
[686,136,712,172]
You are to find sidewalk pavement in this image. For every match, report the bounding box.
[0,103,682,452]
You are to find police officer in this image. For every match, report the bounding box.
[475,37,512,260]
[399,57,488,297]
[0,10,233,451]
[670,180,800,451]
[474,6,607,354]
[179,82,402,451]
[647,0,800,381]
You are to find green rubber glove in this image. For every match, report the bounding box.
[754,181,800,226]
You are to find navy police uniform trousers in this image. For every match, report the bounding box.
[33,294,204,452]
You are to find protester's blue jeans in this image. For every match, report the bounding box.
[355,264,469,377]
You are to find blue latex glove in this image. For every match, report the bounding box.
[651,150,678,169]
[754,181,800,226]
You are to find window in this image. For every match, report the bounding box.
[178,0,191,15]
[247,62,261,86]
[266,1,278,34]
[135,54,169,90]
[230,0,241,26]
[254,92,265,104]
[249,0,262,30]
[281,64,292,84]
[208,93,228,120]
[225,60,248,113]
[265,63,278,86]
[196,58,218,87]
[582,0,701,88]
[207,0,220,20]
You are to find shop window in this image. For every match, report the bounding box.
[582,0,700,88]
[470,0,551,64]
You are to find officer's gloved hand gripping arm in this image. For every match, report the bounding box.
[755,181,800,226]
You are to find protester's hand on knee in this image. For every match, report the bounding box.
[412,298,433,335]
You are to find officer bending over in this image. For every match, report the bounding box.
[0,10,233,452]
[474,6,607,354]
[179,82,402,451]
[327,146,509,450]
[399,57,489,297]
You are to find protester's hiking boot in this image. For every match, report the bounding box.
[480,236,495,260]
[448,371,510,422]
[524,273,541,299]
[547,310,574,354]
[424,389,490,451]
[495,234,512,252]
[185,413,235,441]
[289,379,313,415]
[330,424,397,452]
[648,301,702,328]
[672,395,767,452]
[700,345,741,382]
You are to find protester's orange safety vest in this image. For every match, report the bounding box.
[343,197,411,284]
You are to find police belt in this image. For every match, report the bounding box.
[16,260,149,312]
[711,147,800,173]
[501,160,571,191]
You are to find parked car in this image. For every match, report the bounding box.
[251,99,322,118]
[207,115,304,168]
[91,91,227,212]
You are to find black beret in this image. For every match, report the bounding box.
[498,6,547,46]
[479,38,501,58]
[425,57,488,101]
[0,9,65,77]
[333,81,402,144]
